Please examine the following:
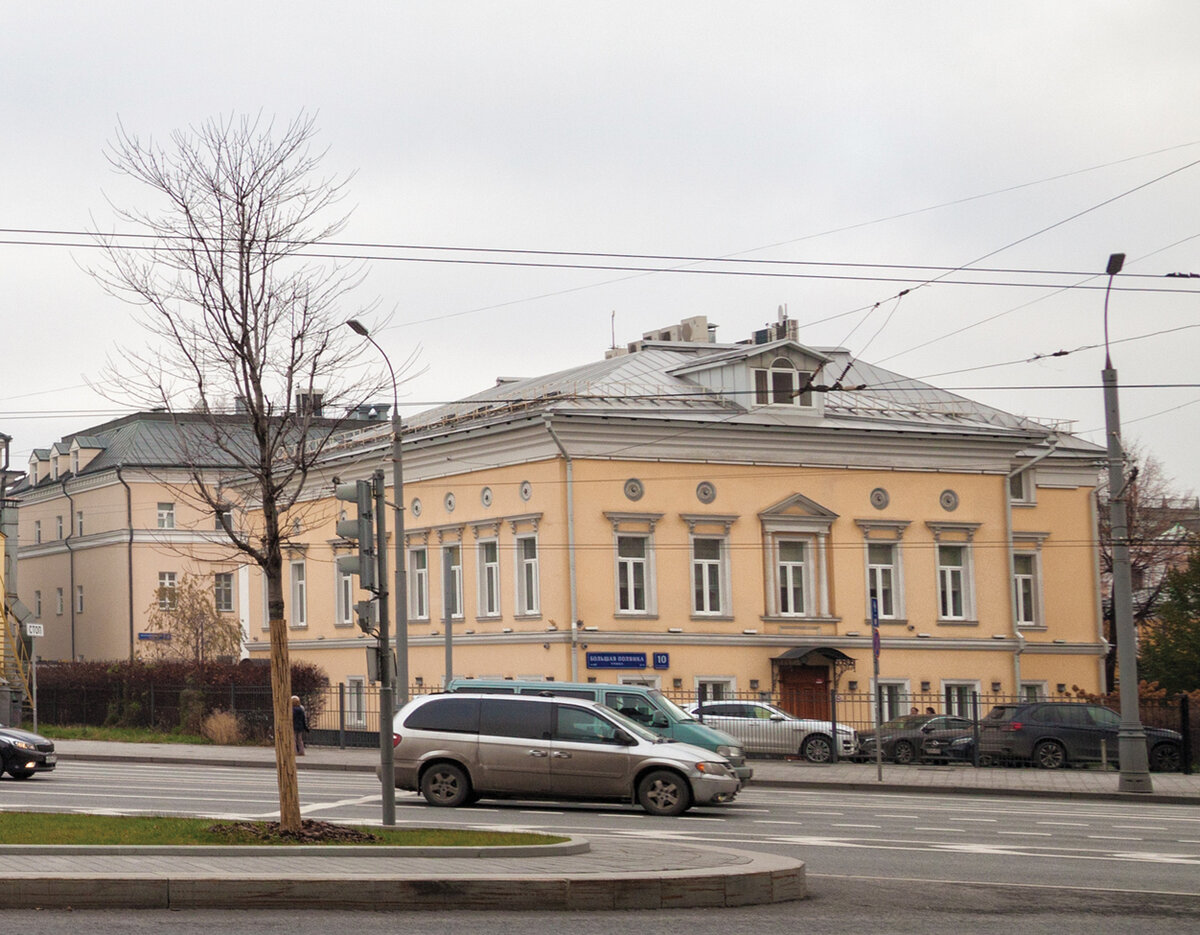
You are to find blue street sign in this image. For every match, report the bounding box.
[653,653,669,669]
[870,597,880,659]
[137,632,171,642]
[586,652,647,670]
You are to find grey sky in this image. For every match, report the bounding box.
[4,2,1199,492]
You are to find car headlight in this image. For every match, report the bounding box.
[695,761,733,777]
[715,745,743,759]
[11,740,36,752]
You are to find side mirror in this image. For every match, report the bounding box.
[769,714,786,721]
[651,712,670,729]
[612,730,636,746]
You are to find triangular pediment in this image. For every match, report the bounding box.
[759,492,839,521]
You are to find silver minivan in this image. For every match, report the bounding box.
[387,692,741,815]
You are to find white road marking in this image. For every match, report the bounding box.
[832,823,881,829]
[997,831,1052,836]
[1037,821,1090,826]
[1090,835,1142,841]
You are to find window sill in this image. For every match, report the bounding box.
[614,612,659,620]
[868,618,908,626]
[761,615,841,624]
[690,614,734,622]
[935,619,979,627]
[513,613,543,621]
[1016,624,1047,632]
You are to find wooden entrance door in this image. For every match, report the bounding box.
[778,665,831,719]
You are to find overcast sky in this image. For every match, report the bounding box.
[4,2,1199,494]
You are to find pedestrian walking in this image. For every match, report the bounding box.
[292,695,310,756]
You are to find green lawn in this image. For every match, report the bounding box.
[0,813,567,847]
[37,724,214,745]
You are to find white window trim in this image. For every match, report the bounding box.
[753,359,815,408]
[941,680,982,717]
[442,545,464,621]
[1008,466,1037,506]
[290,559,307,628]
[927,523,979,623]
[55,587,64,616]
[514,535,540,617]
[214,572,234,614]
[1019,681,1049,702]
[346,676,367,728]
[1012,551,1041,628]
[409,547,429,621]
[871,678,912,723]
[690,534,730,616]
[334,565,354,627]
[34,520,42,544]
[34,590,42,619]
[614,532,656,616]
[477,538,501,618]
[865,541,905,620]
[761,499,836,620]
[158,571,177,611]
[157,502,176,529]
[694,676,737,701]
[75,584,84,614]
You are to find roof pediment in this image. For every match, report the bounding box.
[759,492,839,521]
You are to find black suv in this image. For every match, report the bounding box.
[978,702,1181,771]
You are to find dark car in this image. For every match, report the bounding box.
[856,713,974,764]
[925,732,975,763]
[978,702,1181,771]
[0,723,57,779]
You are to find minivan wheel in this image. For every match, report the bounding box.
[636,770,691,816]
[420,763,472,807]
[1033,740,1066,769]
[1150,742,1181,773]
[801,734,833,763]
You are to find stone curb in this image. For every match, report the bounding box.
[0,838,592,858]
[750,776,1200,805]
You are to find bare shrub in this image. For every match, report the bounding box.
[202,709,243,745]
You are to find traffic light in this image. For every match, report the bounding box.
[335,479,377,592]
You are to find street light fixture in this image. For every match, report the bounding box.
[346,319,409,823]
[1099,253,1152,793]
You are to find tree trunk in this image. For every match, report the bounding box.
[266,567,301,831]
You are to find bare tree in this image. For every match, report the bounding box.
[141,572,243,665]
[1097,448,1198,691]
[90,113,386,831]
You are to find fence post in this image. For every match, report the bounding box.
[829,686,839,764]
[338,682,346,750]
[149,684,154,727]
[971,691,980,768]
[1181,694,1192,776]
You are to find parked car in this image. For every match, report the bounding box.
[446,678,752,785]
[856,713,974,764]
[978,702,1182,771]
[685,700,857,763]
[386,692,741,815]
[0,723,57,779]
[924,732,975,763]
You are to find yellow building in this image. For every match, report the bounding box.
[245,316,1108,718]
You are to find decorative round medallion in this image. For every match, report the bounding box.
[696,481,717,504]
[623,478,645,502]
[939,489,959,512]
[519,480,533,502]
[444,492,456,512]
[410,497,422,518]
[869,487,890,510]
[481,486,493,507]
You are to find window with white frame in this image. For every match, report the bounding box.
[777,539,809,615]
[71,451,79,473]
[214,506,232,531]
[943,681,979,717]
[157,502,176,529]
[34,520,41,544]
[214,572,234,614]
[478,539,500,617]
[346,676,366,727]
[55,588,64,615]
[290,559,307,627]
[928,522,979,623]
[867,542,899,619]
[335,566,354,627]
[157,572,177,610]
[1013,552,1039,626]
[515,535,539,615]
[1008,468,1036,505]
[1020,681,1048,702]
[616,535,650,614]
[696,677,735,702]
[753,358,814,407]
[75,585,84,614]
[409,548,429,620]
[76,510,84,536]
[34,590,42,618]
[55,515,63,539]
[442,545,463,619]
[691,537,726,615]
[875,681,909,721]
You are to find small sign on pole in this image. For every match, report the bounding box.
[24,622,44,638]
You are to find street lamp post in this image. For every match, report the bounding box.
[1100,253,1152,793]
[346,319,408,823]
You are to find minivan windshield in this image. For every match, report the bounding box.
[648,690,697,723]
[602,706,668,743]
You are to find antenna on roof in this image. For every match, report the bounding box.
[611,310,616,349]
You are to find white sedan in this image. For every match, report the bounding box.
[686,700,857,762]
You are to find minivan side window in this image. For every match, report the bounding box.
[604,691,657,725]
[404,697,481,733]
[480,699,552,740]
[555,706,624,744]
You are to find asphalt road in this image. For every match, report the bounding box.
[4,761,1199,930]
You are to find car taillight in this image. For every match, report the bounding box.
[1002,721,1023,732]
[392,732,402,748]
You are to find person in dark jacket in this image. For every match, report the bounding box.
[291,695,310,756]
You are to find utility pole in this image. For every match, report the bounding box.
[1101,252,1152,793]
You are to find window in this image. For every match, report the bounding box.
[867,543,899,619]
[214,572,234,614]
[409,548,429,620]
[55,515,63,539]
[754,358,814,407]
[875,681,909,721]
[214,507,232,531]
[697,677,735,702]
[478,540,500,617]
[290,560,307,627]
[75,585,84,614]
[158,571,177,610]
[1013,553,1039,627]
[1008,468,1035,505]
[346,677,366,728]
[55,588,64,615]
[515,536,539,615]
[691,537,726,615]
[554,706,623,744]
[1020,682,1047,702]
[34,520,41,544]
[71,451,79,473]
[442,545,463,619]
[943,681,979,717]
[157,502,176,529]
[617,535,649,613]
[34,590,42,618]
[777,540,808,615]
[76,511,84,536]
[937,545,967,619]
[335,567,354,627]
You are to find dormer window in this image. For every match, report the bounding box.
[754,358,813,407]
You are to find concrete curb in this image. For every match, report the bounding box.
[0,838,592,858]
[750,776,1200,805]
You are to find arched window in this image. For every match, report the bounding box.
[754,358,813,407]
